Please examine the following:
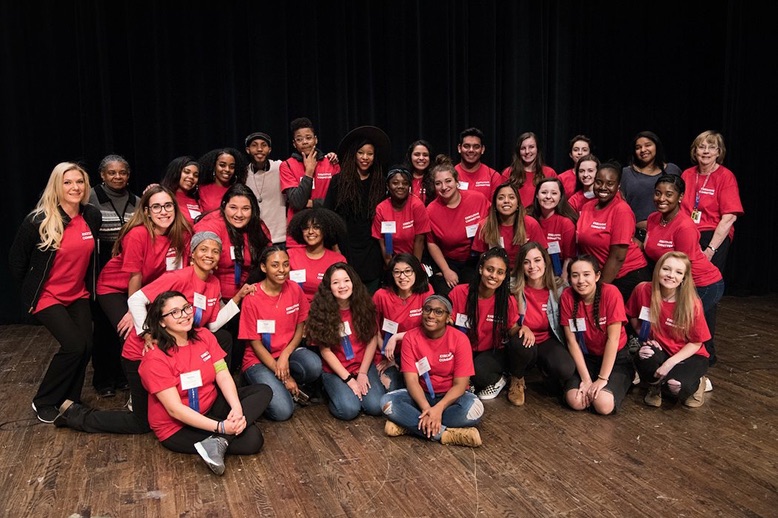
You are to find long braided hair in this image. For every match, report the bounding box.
[465,247,511,350]
[567,254,604,332]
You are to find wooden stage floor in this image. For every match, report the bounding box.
[0,295,776,517]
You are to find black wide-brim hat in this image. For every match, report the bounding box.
[336,126,391,169]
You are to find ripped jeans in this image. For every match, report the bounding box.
[380,389,483,440]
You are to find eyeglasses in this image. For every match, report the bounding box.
[696,144,719,152]
[294,135,315,144]
[162,303,194,319]
[422,306,448,316]
[392,268,414,278]
[148,202,175,214]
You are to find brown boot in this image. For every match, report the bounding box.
[684,377,706,408]
[644,384,662,407]
[384,420,408,437]
[440,427,482,447]
[507,376,526,406]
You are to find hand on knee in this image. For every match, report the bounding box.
[566,389,588,411]
[638,345,655,360]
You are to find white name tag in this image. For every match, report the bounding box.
[569,318,587,332]
[455,313,470,328]
[290,269,306,283]
[381,221,397,234]
[382,318,399,334]
[229,246,236,260]
[458,181,469,190]
[193,292,207,310]
[340,321,352,337]
[639,306,651,321]
[499,236,505,248]
[416,356,431,376]
[188,208,201,220]
[547,241,561,254]
[465,224,478,238]
[256,320,276,334]
[166,255,181,271]
[180,370,203,390]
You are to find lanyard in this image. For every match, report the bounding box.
[693,169,713,210]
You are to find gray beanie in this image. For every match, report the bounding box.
[424,294,452,314]
[190,231,222,253]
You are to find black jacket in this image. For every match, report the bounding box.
[9,204,102,313]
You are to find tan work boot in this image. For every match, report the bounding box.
[384,420,408,437]
[644,384,662,407]
[683,377,706,408]
[507,376,526,406]
[440,427,482,447]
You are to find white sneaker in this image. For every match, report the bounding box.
[476,375,507,400]
[704,377,713,392]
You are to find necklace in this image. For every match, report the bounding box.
[660,211,678,227]
[248,163,268,202]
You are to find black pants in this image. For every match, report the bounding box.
[429,257,478,298]
[699,231,731,275]
[471,335,537,391]
[33,299,93,407]
[95,292,130,389]
[612,266,652,304]
[161,384,272,455]
[536,336,577,385]
[635,348,708,401]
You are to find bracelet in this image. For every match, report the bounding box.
[342,374,355,383]
[597,375,609,382]
[215,420,221,433]
[707,245,717,253]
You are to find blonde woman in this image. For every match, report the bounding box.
[9,162,102,423]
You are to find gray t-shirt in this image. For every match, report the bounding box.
[620,163,682,223]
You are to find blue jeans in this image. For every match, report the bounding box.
[321,364,385,420]
[243,347,322,421]
[697,279,725,361]
[380,389,483,440]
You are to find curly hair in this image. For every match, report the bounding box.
[161,156,200,200]
[333,139,386,219]
[464,247,511,350]
[287,207,347,249]
[307,262,377,347]
[144,290,198,354]
[197,148,248,186]
[567,254,604,332]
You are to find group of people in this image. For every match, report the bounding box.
[9,120,742,475]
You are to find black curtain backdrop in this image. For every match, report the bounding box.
[2,1,775,323]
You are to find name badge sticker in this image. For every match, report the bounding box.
[458,181,469,190]
[382,318,399,334]
[340,321,352,337]
[193,292,207,310]
[180,370,203,391]
[639,306,651,321]
[465,224,478,238]
[381,221,397,234]
[290,269,306,283]
[415,357,431,376]
[455,313,470,328]
[547,241,561,254]
[569,318,587,332]
[256,320,276,334]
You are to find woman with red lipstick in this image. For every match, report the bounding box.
[472,182,547,272]
[530,178,578,280]
[626,252,710,408]
[449,248,530,403]
[307,263,386,420]
[680,131,743,275]
[197,148,248,214]
[162,156,202,226]
[561,255,633,415]
[10,163,102,423]
[576,162,650,301]
[426,155,490,297]
[325,126,391,292]
[502,132,557,208]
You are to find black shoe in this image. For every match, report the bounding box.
[96,386,116,398]
[116,381,130,391]
[194,436,229,475]
[32,402,59,424]
[53,400,90,429]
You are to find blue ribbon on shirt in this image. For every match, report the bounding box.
[639,320,651,343]
[575,331,588,355]
[261,333,272,351]
[234,262,242,287]
[382,332,393,353]
[340,335,355,360]
[187,388,200,412]
[422,372,435,398]
[384,233,394,256]
[550,252,562,276]
[194,307,203,327]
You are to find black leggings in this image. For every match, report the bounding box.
[34,299,93,406]
[536,336,577,384]
[471,335,537,391]
[161,384,272,455]
[635,348,708,401]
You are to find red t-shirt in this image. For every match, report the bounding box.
[644,212,722,288]
[198,183,229,214]
[498,166,557,209]
[96,225,180,295]
[558,169,577,198]
[455,163,502,200]
[626,282,710,358]
[35,215,94,313]
[411,176,429,204]
[372,286,434,357]
[239,280,309,368]
[472,215,547,271]
[286,247,347,302]
[539,213,577,261]
[139,330,227,442]
[194,212,256,299]
[560,283,627,356]
[319,308,374,375]
[576,198,647,278]
[522,286,552,343]
[567,191,596,214]
[175,190,202,226]
[426,190,490,262]
[400,326,475,395]
[121,266,223,361]
[449,283,520,352]
[680,165,744,239]
[372,196,431,256]
[280,156,340,246]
